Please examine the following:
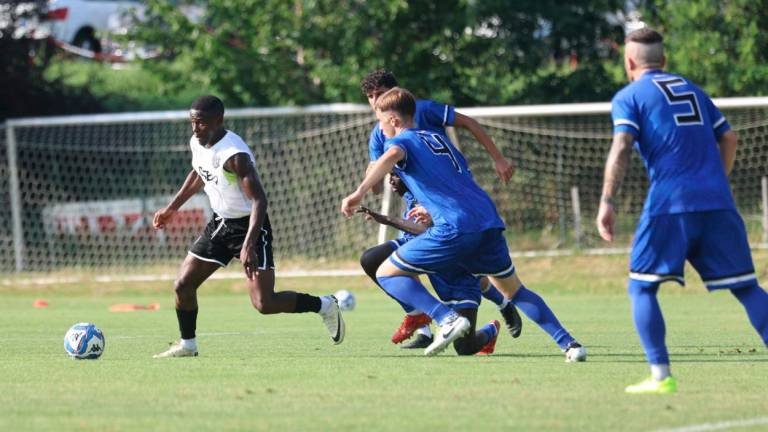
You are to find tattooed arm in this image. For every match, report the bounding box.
[596,132,634,242]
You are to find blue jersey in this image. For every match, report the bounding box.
[398,191,418,242]
[369,99,455,162]
[611,70,735,216]
[385,129,504,233]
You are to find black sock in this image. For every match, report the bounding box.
[176,308,198,339]
[294,293,321,313]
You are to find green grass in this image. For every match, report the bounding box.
[1,253,767,431]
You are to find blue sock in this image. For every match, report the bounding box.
[377,275,456,325]
[628,280,669,365]
[478,322,498,340]
[511,286,574,350]
[732,284,768,346]
[481,283,506,307]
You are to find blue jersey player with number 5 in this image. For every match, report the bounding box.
[342,87,586,359]
[597,28,768,394]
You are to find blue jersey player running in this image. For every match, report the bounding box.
[359,172,512,354]
[597,28,768,394]
[342,87,586,359]
[358,70,522,346]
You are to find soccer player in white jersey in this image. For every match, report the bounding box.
[152,95,344,358]
[597,28,768,393]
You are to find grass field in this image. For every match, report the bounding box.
[1,253,767,431]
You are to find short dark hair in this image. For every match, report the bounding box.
[360,69,399,95]
[626,28,663,44]
[190,95,225,117]
[375,87,416,119]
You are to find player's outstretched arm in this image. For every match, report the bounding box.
[717,130,738,176]
[341,147,404,217]
[453,112,515,182]
[228,153,268,280]
[356,206,428,235]
[597,132,634,242]
[153,169,204,229]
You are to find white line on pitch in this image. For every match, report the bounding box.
[651,417,768,432]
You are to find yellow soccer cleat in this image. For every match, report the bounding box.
[625,376,677,394]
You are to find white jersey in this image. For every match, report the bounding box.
[190,130,256,219]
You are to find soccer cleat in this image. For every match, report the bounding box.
[476,320,501,356]
[153,340,198,358]
[424,315,471,356]
[499,302,523,338]
[320,295,345,345]
[400,333,433,349]
[564,341,587,362]
[625,376,678,394]
[391,313,433,344]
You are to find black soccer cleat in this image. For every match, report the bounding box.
[500,302,523,338]
[399,333,433,349]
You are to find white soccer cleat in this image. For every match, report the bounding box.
[564,341,587,362]
[153,340,198,358]
[424,315,471,356]
[320,295,345,344]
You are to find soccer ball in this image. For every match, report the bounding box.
[64,323,105,359]
[334,290,356,311]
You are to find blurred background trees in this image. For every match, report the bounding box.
[3,0,767,119]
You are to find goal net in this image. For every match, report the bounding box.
[2,98,767,276]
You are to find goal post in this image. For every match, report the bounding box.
[2,97,767,276]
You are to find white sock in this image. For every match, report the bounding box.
[319,296,332,314]
[181,338,197,350]
[407,309,424,316]
[416,325,432,337]
[650,364,671,381]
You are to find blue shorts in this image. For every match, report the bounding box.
[630,210,757,290]
[427,273,482,310]
[389,226,516,279]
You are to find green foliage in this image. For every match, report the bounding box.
[131,0,626,107]
[640,0,768,97]
[1,1,104,120]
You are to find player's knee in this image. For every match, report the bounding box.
[174,278,196,299]
[360,248,381,279]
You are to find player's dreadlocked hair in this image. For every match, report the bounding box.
[190,95,225,117]
[360,69,399,95]
[625,28,663,44]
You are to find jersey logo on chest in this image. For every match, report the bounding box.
[197,166,218,184]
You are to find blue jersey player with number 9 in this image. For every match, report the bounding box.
[597,28,768,394]
[342,87,586,359]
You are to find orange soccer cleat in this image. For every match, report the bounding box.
[391,313,432,344]
[475,320,501,356]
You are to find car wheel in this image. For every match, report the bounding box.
[72,28,102,53]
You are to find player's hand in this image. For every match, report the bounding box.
[341,191,365,218]
[240,242,259,281]
[596,200,615,242]
[152,207,176,230]
[407,206,432,225]
[356,206,385,224]
[494,157,515,183]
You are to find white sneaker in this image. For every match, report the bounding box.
[424,315,471,356]
[320,295,345,344]
[564,341,587,362]
[153,340,198,358]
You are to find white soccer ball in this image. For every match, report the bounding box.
[334,290,356,311]
[64,322,105,359]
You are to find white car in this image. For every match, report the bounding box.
[45,0,141,52]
